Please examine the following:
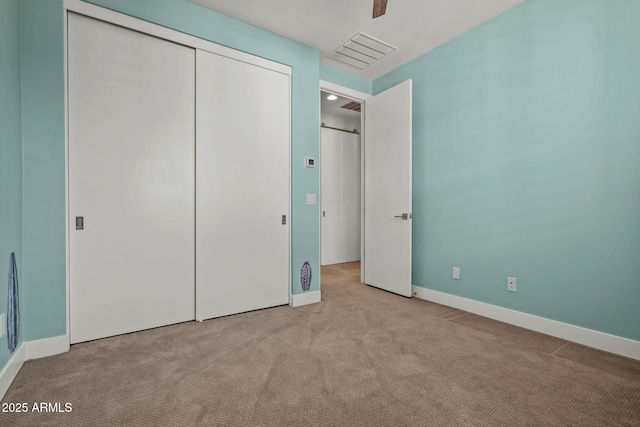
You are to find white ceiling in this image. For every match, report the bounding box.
[190,0,526,79]
[321,91,361,120]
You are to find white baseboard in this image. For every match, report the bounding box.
[0,335,70,400]
[0,344,26,400]
[289,291,321,307]
[413,286,640,361]
[26,335,70,360]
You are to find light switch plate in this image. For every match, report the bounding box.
[306,194,317,205]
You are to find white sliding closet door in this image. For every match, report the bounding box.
[321,128,361,265]
[68,13,195,343]
[196,50,290,320]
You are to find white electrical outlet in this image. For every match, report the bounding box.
[507,277,517,292]
[0,313,5,337]
[452,267,460,280]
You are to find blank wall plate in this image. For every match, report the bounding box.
[0,313,5,337]
[507,277,517,292]
[452,267,460,280]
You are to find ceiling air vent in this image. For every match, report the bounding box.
[341,101,362,112]
[327,32,397,70]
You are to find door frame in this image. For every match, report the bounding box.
[319,80,371,286]
[64,0,292,346]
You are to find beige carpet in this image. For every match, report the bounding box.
[2,261,639,426]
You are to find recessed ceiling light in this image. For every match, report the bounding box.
[327,94,338,101]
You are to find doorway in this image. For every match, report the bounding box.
[319,79,413,298]
[320,88,364,282]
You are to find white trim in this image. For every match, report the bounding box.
[25,335,70,360]
[63,0,291,76]
[289,291,321,307]
[0,344,26,400]
[64,0,71,343]
[1,336,71,399]
[413,286,640,361]
[287,74,293,313]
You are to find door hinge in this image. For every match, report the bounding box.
[282,214,287,225]
[76,216,84,230]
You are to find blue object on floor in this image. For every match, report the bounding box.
[7,252,20,353]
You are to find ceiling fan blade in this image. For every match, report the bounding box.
[373,0,388,18]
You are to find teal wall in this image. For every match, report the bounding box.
[320,64,372,95]
[375,0,640,340]
[21,0,67,342]
[8,0,639,374]
[0,0,23,369]
[18,0,321,349]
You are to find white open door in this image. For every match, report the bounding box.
[364,80,412,297]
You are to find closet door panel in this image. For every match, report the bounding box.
[196,50,290,320]
[321,129,361,265]
[68,13,195,343]
[342,133,361,262]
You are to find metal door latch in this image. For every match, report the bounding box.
[394,213,411,220]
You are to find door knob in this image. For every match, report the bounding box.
[394,213,411,220]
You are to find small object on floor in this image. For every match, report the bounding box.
[301,261,312,292]
[7,252,20,353]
